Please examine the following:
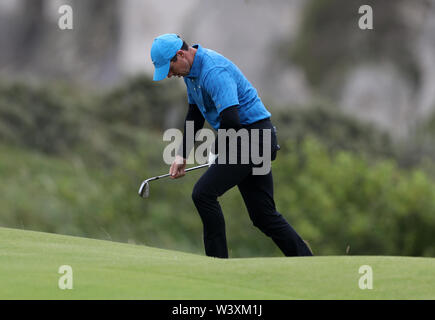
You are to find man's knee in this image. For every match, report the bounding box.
[192,183,203,203]
[192,182,215,205]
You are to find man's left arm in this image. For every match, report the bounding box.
[203,67,239,116]
[219,105,242,130]
[212,105,242,155]
[203,68,242,156]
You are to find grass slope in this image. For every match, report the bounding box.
[0,227,434,299]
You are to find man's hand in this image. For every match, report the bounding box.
[170,155,187,179]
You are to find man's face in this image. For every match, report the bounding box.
[167,50,191,78]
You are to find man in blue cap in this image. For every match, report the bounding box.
[150,33,313,258]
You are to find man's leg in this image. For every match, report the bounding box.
[238,169,313,256]
[192,163,252,258]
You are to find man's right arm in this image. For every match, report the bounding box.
[171,104,205,178]
[177,103,205,159]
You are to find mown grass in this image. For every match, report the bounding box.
[0,227,433,299]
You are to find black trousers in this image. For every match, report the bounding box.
[191,119,313,258]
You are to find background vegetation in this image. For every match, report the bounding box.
[1,77,434,258]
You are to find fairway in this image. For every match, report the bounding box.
[0,227,433,299]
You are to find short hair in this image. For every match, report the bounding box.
[171,36,189,62]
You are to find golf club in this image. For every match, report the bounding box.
[138,163,209,198]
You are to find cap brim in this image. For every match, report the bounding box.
[153,62,170,81]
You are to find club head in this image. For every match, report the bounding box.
[138,180,150,198]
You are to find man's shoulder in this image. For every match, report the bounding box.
[201,47,225,60]
[199,49,235,82]
[200,48,231,70]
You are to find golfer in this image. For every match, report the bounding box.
[151,33,313,258]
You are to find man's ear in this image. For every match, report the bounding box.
[177,50,185,58]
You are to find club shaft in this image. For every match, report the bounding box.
[150,163,209,181]
[138,163,209,197]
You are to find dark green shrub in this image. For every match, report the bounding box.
[96,76,186,131]
[0,82,89,154]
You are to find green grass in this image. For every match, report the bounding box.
[0,227,433,299]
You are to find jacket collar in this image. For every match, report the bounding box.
[185,44,202,79]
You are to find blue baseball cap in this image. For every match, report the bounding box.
[151,34,183,81]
